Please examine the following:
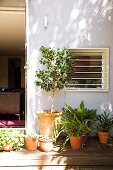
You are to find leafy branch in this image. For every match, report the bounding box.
[35,46,73,110]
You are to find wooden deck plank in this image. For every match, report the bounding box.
[0,137,113,168]
[0,149,113,167]
[1,167,113,170]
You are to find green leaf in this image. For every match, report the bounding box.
[35,46,73,109]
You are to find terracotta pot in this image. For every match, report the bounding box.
[24,137,38,151]
[39,139,53,152]
[98,131,109,144]
[37,110,63,139]
[70,136,82,150]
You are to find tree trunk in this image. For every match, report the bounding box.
[51,90,55,111]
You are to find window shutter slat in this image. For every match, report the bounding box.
[66,48,109,91]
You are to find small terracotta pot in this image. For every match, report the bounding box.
[25,137,38,151]
[39,139,53,152]
[98,131,109,144]
[70,136,82,150]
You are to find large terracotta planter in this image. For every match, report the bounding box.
[70,136,82,150]
[98,131,109,144]
[37,110,63,140]
[24,137,38,151]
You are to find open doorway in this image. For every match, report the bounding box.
[0,0,25,128]
[8,58,21,89]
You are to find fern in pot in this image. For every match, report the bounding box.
[35,46,73,140]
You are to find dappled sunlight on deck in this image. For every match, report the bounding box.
[0,137,113,169]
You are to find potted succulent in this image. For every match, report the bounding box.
[35,46,73,140]
[0,129,24,151]
[96,112,113,144]
[60,101,96,150]
[24,133,38,151]
[39,135,54,152]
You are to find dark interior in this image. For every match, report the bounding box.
[0,58,25,127]
[0,2,25,128]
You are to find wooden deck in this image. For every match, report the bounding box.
[0,137,113,170]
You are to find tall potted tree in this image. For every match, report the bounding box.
[35,46,72,140]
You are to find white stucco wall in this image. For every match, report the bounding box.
[26,0,113,132]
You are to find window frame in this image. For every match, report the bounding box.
[65,48,109,92]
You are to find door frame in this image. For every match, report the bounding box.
[0,1,26,130]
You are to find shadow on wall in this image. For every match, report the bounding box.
[29,0,113,49]
[29,0,113,99]
[27,0,113,132]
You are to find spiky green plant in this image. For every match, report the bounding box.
[60,101,96,150]
[96,112,113,132]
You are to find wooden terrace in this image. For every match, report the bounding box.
[0,137,113,170]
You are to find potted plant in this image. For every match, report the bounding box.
[76,101,96,122]
[24,133,38,151]
[39,135,54,152]
[96,112,113,144]
[75,100,97,142]
[60,102,95,150]
[35,46,73,140]
[0,129,24,151]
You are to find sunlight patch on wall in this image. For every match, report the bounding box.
[70,8,79,20]
[102,0,107,7]
[94,7,99,15]
[32,23,38,35]
[37,0,42,5]
[108,16,112,21]
[101,0,113,18]
[91,0,97,5]
[79,19,86,30]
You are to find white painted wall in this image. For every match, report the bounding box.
[27,0,113,132]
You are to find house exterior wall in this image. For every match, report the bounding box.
[27,0,113,132]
